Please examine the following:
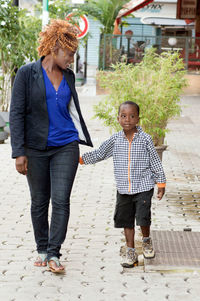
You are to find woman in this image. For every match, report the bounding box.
[10,19,93,273]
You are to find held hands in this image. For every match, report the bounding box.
[15,156,28,175]
[157,187,165,200]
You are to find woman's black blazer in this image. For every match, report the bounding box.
[10,57,93,158]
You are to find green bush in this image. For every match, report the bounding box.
[94,48,187,146]
[0,0,41,111]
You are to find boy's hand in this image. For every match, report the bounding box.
[157,187,165,200]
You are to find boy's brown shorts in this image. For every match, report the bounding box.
[114,189,154,228]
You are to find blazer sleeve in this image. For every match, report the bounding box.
[9,67,26,158]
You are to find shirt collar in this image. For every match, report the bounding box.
[121,126,143,139]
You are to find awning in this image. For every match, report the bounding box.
[116,0,154,24]
[113,0,154,34]
[141,17,195,26]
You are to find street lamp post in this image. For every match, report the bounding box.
[42,0,49,28]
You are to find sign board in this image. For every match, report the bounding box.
[66,13,89,39]
[116,0,154,21]
[176,0,197,19]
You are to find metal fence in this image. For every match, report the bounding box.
[100,34,200,73]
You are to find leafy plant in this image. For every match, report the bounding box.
[79,0,127,34]
[77,0,127,69]
[0,0,41,111]
[48,0,71,19]
[94,48,187,146]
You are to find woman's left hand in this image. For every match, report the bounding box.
[15,156,28,175]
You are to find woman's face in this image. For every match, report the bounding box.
[54,48,76,70]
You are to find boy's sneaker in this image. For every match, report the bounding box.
[142,237,155,258]
[121,249,138,268]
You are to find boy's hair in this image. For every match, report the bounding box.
[118,101,140,116]
[38,19,79,57]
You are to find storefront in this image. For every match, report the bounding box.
[126,0,194,49]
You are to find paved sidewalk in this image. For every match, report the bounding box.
[0,92,200,301]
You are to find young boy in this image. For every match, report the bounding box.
[80,101,166,268]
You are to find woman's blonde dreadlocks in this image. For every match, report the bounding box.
[38,19,79,57]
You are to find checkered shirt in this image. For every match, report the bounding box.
[82,126,166,195]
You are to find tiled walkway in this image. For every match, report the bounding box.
[0,94,200,301]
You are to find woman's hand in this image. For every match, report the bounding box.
[15,156,28,175]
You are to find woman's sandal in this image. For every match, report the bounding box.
[34,253,47,267]
[47,257,65,273]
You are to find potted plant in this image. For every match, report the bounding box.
[94,48,187,160]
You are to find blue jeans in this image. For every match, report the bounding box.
[26,141,79,260]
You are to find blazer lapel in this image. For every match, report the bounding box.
[63,70,76,95]
[32,58,46,95]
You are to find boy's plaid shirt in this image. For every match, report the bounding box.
[82,126,166,195]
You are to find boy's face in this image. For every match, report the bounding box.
[117,104,139,132]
